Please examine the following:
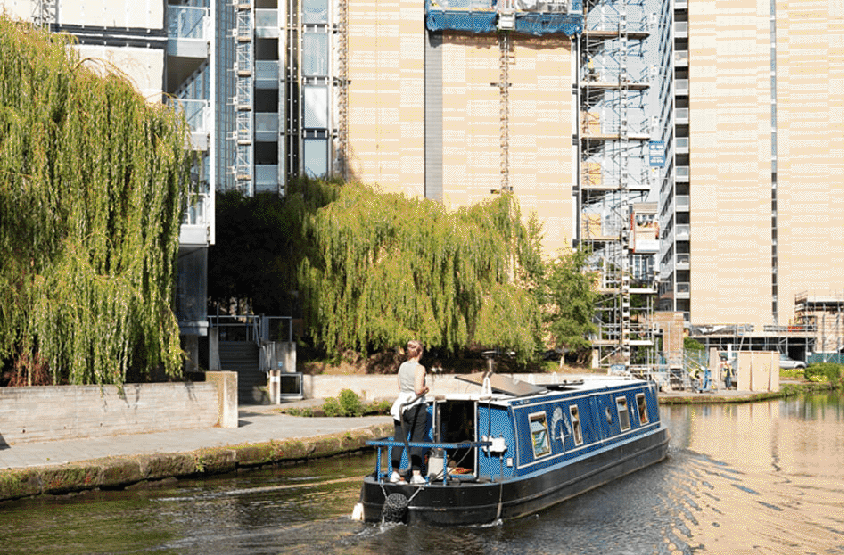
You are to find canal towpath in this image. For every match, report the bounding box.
[0,378,825,502]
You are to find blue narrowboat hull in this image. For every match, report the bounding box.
[359,376,670,526]
[360,424,668,526]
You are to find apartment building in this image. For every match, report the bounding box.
[4,0,674,369]
[660,0,844,336]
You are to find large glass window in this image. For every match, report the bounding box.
[303,0,328,24]
[304,139,327,178]
[303,85,328,129]
[302,32,328,76]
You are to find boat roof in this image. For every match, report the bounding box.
[454,372,648,400]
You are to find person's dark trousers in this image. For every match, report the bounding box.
[391,404,428,475]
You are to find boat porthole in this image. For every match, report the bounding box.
[605,407,613,424]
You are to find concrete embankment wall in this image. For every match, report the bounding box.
[0,381,222,446]
[0,423,392,502]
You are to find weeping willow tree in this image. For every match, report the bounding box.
[297,180,544,362]
[0,18,193,385]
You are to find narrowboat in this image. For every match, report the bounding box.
[356,373,669,526]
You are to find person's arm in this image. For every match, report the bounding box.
[414,363,429,396]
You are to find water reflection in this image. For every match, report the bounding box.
[2,393,843,554]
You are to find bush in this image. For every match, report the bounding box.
[805,362,844,383]
[322,397,344,417]
[321,389,365,417]
[338,388,365,417]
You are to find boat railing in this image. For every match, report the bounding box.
[367,437,492,485]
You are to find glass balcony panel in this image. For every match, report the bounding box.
[255,8,278,28]
[304,85,328,128]
[302,32,328,76]
[303,0,328,23]
[255,165,278,186]
[168,98,209,134]
[256,60,279,83]
[675,79,688,95]
[675,195,689,211]
[255,113,278,134]
[169,6,208,40]
[304,139,328,178]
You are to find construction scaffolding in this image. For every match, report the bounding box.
[578,0,658,374]
[234,0,254,191]
[795,291,844,360]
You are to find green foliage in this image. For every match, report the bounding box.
[338,388,365,417]
[805,362,844,383]
[684,338,705,353]
[0,18,193,385]
[212,179,545,361]
[544,247,598,361]
[321,390,365,417]
[321,397,343,417]
[299,182,544,360]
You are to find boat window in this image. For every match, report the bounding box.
[569,405,583,446]
[636,393,649,425]
[529,412,551,458]
[617,397,631,431]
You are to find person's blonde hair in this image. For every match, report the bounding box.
[406,339,424,359]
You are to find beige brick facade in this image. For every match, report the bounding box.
[346,3,577,257]
[687,0,844,328]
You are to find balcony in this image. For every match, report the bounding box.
[255,165,279,190]
[676,253,690,271]
[255,113,279,142]
[180,193,212,246]
[674,50,688,67]
[168,98,210,150]
[676,281,690,299]
[675,195,689,212]
[676,107,689,124]
[674,21,687,38]
[255,61,279,88]
[676,136,688,154]
[676,224,690,241]
[676,165,689,182]
[675,79,688,96]
[255,9,279,38]
[168,6,209,58]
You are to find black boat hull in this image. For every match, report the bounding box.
[360,426,670,526]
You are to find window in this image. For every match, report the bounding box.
[529,412,551,458]
[636,393,649,425]
[569,405,583,446]
[303,139,327,178]
[617,397,631,431]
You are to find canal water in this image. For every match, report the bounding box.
[3,392,843,554]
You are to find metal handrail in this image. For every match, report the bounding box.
[368,437,492,485]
